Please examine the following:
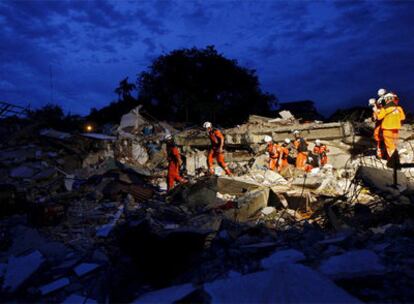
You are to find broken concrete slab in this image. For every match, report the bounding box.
[96,205,124,237]
[133,283,196,303]
[217,176,262,195]
[62,294,98,304]
[39,277,70,295]
[292,175,322,189]
[9,166,35,179]
[261,249,306,269]
[319,249,386,279]
[174,121,354,147]
[74,263,100,277]
[2,250,45,292]
[224,188,269,222]
[204,264,361,303]
[356,166,410,196]
[40,128,71,140]
[80,133,116,141]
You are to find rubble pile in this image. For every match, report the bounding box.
[0,108,414,303]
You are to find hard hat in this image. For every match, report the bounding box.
[377,88,387,97]
[384,93,395,103]
[284,138,291,144]
[293,130,300,135]
[368,98,376,106]
[203,121,212,129]
[263,135,272,143]
[315,139,321,146]
[164,133,172,141]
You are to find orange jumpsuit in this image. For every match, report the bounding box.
[377,103,405,159]
[277,145,290,172]
[267,142,279,171]
[294,137,308,170]
[167,143,186,191]
[373,106,384,158]
[207,129,231,175]
[313,144,329,166]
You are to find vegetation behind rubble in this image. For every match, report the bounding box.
[138,46,277,126]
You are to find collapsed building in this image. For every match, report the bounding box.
[0,105,414,303]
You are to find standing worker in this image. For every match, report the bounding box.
[277,138,291,172]
[293,130,308,170]
[376,93,405,159]
[263,135,279,171]
[203,122,232,175]
[370,97,384,159]
[313,139,329,167]
[165,134,187,191]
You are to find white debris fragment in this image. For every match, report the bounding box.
[204,264,360,303]
[74,263,100,277]
[133,284,195,303]
[96,205,124,237]
[2,250,45,292]
[319,249,386,279]
[261,249,306,269]
[39,277,70,295]
[62,294,97,304]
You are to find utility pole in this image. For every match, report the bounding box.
[49,64,54,104]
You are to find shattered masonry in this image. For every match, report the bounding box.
[0,107,414,303]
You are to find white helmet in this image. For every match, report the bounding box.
[284,138,291,144]
[293,130,300,135]
[384,93,395,103]
[263,135,272,143]
[377,88,387,97]
[315,139,321,146]
[203,121,212,129]
[164,133,172,141]
[368,98,376,106]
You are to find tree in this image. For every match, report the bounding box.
[114,77,137,101]
[138,46,277,126]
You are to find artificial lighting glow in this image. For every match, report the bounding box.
[85,124,93,132]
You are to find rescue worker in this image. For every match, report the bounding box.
[165,134,187,191]
[313,139,329,167]
[370,97,384,159]
[293,130,308,170]
[376,93,405,159]
[277,138,291,172]
[263,135,279,171]
[203,122,232,175]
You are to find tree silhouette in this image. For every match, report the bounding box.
[138,46,277,126]
[114,77,137,101]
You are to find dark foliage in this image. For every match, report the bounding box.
[138,46,277,126]
[27,104,83,131]
[88,77,139,125]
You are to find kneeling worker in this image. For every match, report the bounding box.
[165,134,187,191]
[203,122,232,175]
[313,139,329,167]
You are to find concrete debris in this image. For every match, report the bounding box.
[204,264,361,303]
[62,294,97,304]
[2,250,45,292]
[319,250,386,279]
[74,263,100,277]
[261,249,306,268]
[133,283,196,303]
[2,105,414,302]
[39,277,70,295]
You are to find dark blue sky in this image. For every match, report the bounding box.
[1,0,414,116]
